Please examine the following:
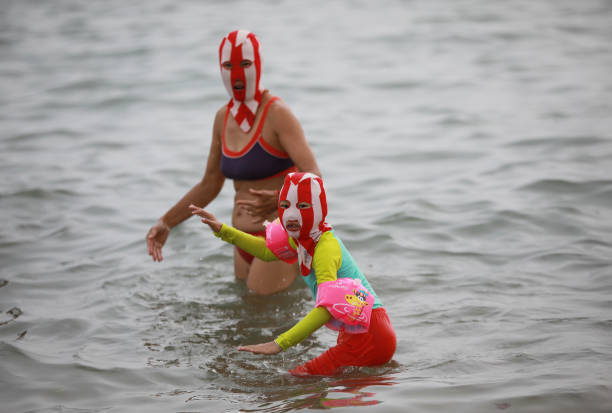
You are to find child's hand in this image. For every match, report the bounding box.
[189,204,222,233]
[237,341,282,355]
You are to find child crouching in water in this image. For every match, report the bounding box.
[189,172,396,376]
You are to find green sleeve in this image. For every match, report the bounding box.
[274,233,343,350]
[310,232,342,284]
[214,224,278,262]
[275,306,332,350]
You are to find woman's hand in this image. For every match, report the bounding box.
[237,341,282,355]
[146,220,170,262]
[189,205,223,233]
[235,188,279,224]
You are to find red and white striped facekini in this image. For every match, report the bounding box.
[219,30,264,133]
[278,172,332,276]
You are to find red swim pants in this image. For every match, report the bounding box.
[290,307,396,376]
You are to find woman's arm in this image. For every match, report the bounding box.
[271,100,321,177]
[160,108,226,228]
[147,109,226,262]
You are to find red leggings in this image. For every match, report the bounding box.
[290,307,396,376]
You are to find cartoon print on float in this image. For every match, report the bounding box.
[344,288,370,319]
[315,276,375,334]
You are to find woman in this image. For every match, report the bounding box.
[146,29,321,295]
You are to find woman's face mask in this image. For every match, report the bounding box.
[219,30,263,103]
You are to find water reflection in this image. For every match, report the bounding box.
[248,374,397,412]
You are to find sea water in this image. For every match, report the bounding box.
[1,0,612,412]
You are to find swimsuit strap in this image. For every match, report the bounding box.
[222,96,280,157]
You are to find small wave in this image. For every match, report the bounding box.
[3,129,81,143]
[80,204,117,216]
[367,80,423,90]
[525,250,594,269]
[0,187,77,200]
[506,135,609,150]
[373,149,484,163]
[585,187,612,207]
[301,84,345,94]
[373,211,435,228]
[49,78,110,94]
[518,178,612,195]
[69,45,153,60]
[91,94,147,109]
[448,210,535,240]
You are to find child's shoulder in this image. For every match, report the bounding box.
[320,230,338,242]
[314,231,341,253]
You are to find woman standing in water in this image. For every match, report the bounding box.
[146,29,321,295]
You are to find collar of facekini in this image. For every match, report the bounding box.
[227,88,264,133]
[294,224,332,276]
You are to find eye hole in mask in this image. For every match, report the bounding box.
[279,201,311,210]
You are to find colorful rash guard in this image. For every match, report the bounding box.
[214,225,382,350]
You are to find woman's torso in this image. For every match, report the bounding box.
[222,91,295,232]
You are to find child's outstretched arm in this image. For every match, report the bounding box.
[189,204,222,232]
[237,306,331,355]
[189,204,279,262]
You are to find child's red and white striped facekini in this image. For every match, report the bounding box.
[219,30,264,133]
[278,172,332,276]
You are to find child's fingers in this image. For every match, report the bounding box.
[237,341,281,354]
[189,205,209,218]
[239,344,254,350]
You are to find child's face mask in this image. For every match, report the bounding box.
[279,172,332,276]
[278,172,328,241]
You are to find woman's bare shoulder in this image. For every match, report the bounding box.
[214,104,228,121]
[267,95,291,114]
[266,96,300,129]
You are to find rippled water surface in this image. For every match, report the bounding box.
[2,0,612,412]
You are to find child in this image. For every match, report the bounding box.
[189,172,396,375]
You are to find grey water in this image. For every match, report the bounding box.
[1,0,612,412]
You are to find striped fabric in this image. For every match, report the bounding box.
[278,172,333,275]
[219,30,264,132]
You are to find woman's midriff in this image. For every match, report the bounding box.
[231,175,285,233]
